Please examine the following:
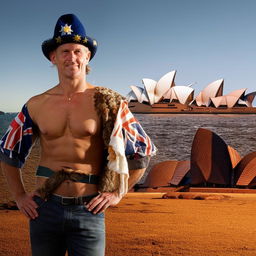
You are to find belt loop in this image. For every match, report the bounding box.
[79,197,83,205]
[61,196,66,205]
[88,174,91,184]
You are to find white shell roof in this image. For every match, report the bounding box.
[142,78,157,105]
[196,79,224,107]
[154,70,176,103]
[170,89,177,102]
[127,71,254,109]
[130,85,144,103]
[226,95,240,108]
[211,88,247,108]
[195,91,203,106]
[173,86,194,104]
[163,88,173,100]
[227,88,246,97]
[126,90,137,102]
[244,92,256,107]
[211,96,226,108]
[140,88,149,103]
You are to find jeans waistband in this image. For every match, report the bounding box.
[49,193,99,205]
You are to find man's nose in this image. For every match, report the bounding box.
[67,52,76,61]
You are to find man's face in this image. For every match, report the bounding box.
[50,43,91,79]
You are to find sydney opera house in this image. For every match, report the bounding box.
[127,70,256,114]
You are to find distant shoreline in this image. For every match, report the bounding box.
[133,112,256,115]
[129,102,256,115]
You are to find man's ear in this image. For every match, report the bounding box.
[49,51,56,64]
[85,50,91,64]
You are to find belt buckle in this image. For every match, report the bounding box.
[59,196,85,205]
[61,196,71,205]
[75,197,84,205]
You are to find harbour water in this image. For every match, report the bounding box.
[0,113,16,137]
[1,113,256,171]
[134,114,256,170]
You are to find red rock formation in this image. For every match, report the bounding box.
[227,145,241,169]
[234,152,256,187]
[142,160,178,188]
[190,128,232,185]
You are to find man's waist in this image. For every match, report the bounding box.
[35,181,99,198]
[36,166,100,184]
[36,166,101,199]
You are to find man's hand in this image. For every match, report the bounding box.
[1,163,39,219]
[15,192,39,220]
[85,192,122,214]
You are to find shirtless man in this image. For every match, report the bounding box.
[0,14,156,256]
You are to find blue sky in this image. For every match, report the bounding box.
[1,0,256,112]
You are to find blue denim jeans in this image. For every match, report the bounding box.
[29,195,105,256]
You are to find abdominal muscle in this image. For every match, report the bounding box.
[35,135,104,197]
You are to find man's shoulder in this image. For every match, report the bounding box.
[26,88,56,119]
[27,86,58,105]
[27,92,48,108]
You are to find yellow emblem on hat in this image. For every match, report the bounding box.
[73,34,81,42]
[93,40,97,46]
[83,37,88,43]
[60,24,73,35]
[55,36,62,44]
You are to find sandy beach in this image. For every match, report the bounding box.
[1,144,256,255]
[1,192,256,256]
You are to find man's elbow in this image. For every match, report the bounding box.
[129,167,146,175]
[129,168,146,183]
[1,161,20,173]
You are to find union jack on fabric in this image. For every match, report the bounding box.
[120,101,156,157]
[108,100,157,195]
[0,104,36,168]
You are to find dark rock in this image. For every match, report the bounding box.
[0,201,18,210]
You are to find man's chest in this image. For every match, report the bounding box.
[35,95,101,139]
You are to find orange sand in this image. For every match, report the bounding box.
[1,144,256,255]
[1,192,256,256]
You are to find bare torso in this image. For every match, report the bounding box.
[28,86,104,197]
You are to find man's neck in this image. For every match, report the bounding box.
[58,76,91,97]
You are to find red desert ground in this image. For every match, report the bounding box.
[1,144,256,256]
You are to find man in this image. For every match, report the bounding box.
[0,14,156,256]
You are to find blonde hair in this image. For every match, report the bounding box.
[86,65,91,75]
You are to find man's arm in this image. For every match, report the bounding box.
[86,168,146,214]
[127,168,146,190]
[1,162,38,219]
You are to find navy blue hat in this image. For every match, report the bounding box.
[42,14,97,61]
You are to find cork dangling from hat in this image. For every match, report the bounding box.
[42,14,97,61]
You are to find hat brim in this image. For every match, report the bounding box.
[42,35,97,61]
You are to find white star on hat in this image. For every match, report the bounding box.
[59,24,73,35]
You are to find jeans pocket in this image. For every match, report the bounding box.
[82,205,105,218]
